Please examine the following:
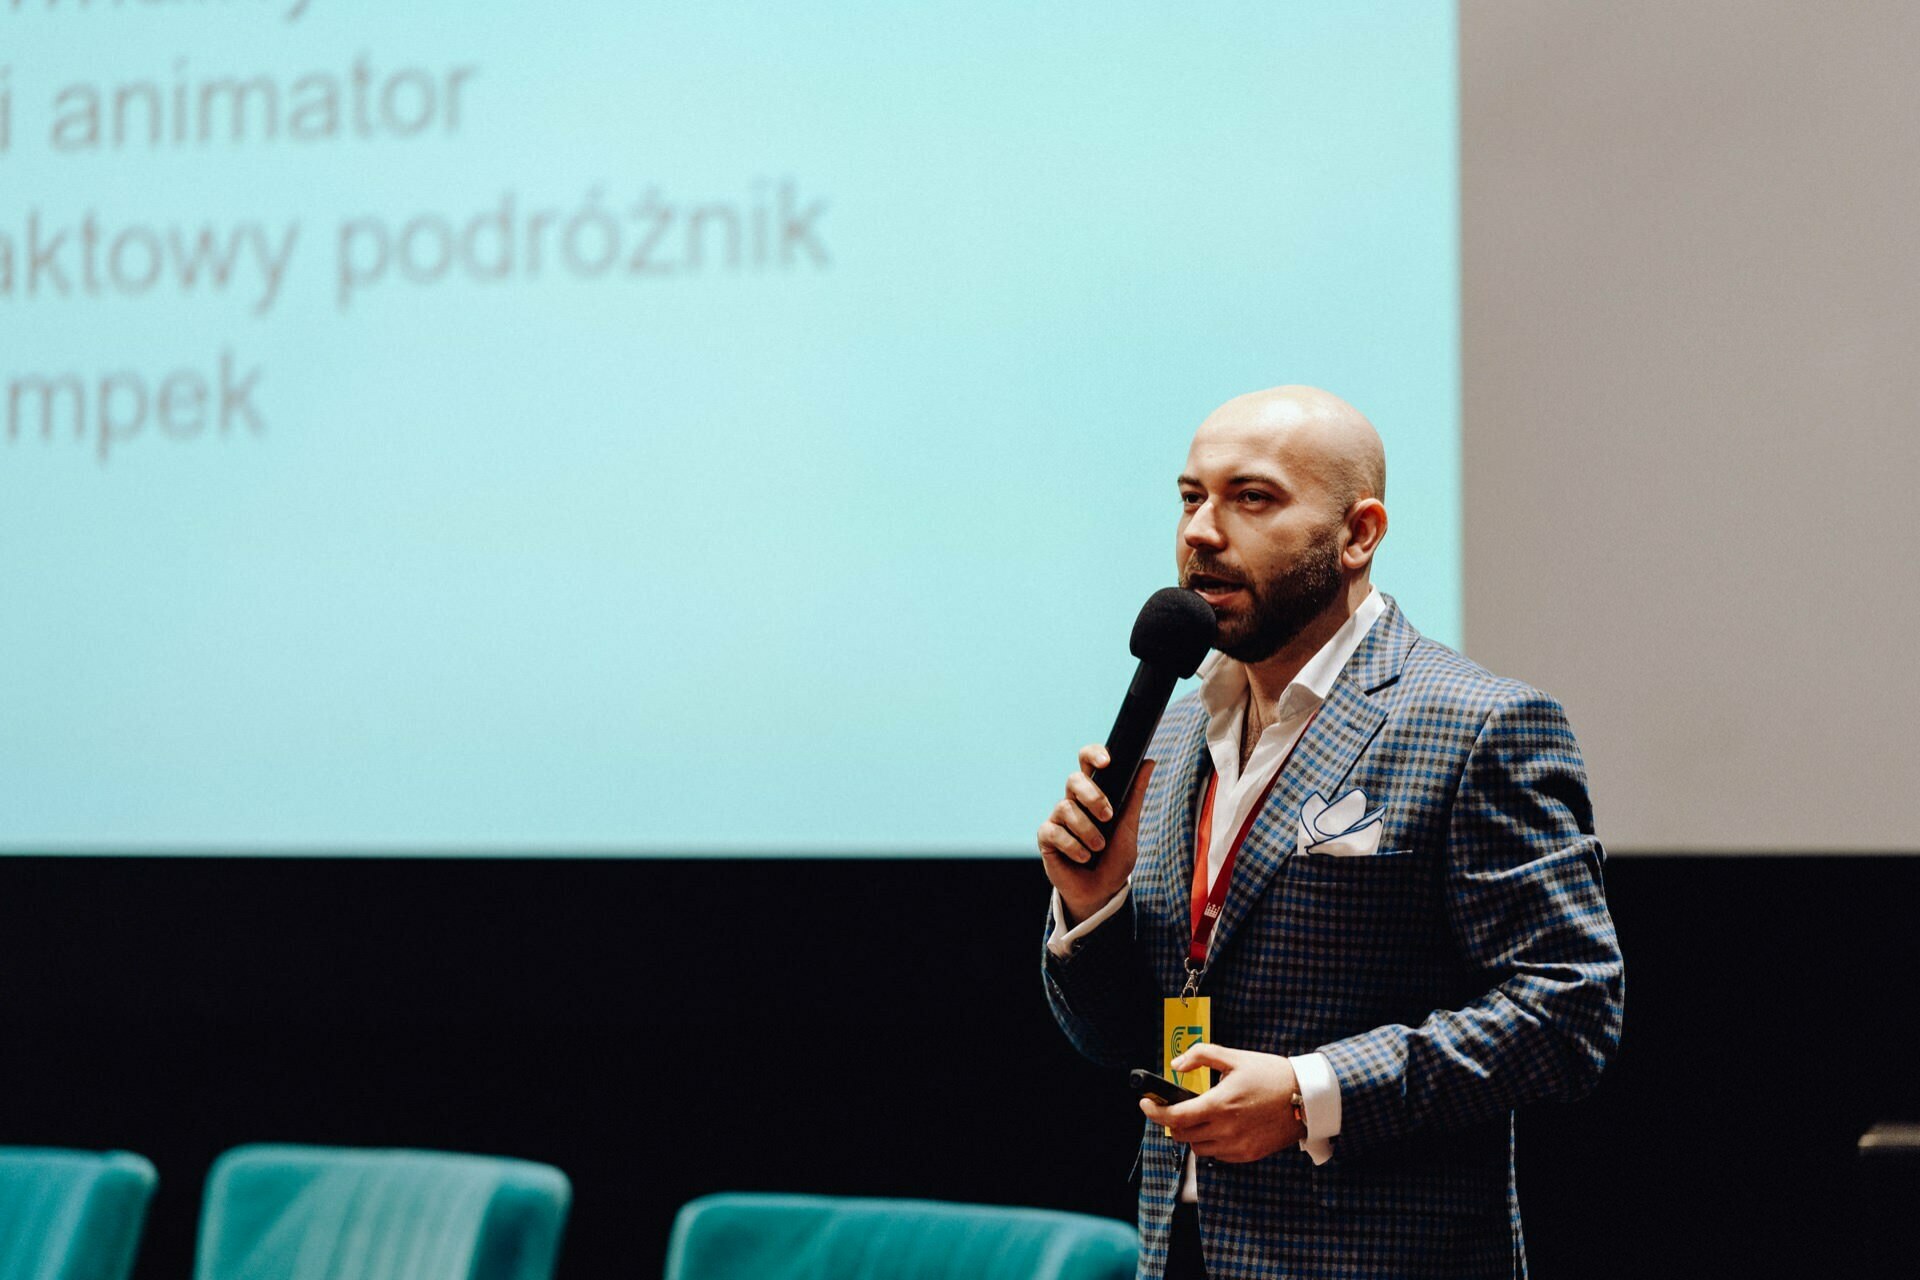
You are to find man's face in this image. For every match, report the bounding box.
[1176,418,1348,663]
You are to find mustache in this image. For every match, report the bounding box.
[1180,556,1248,587]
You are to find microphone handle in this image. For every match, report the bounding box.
[1087,659,1181,852]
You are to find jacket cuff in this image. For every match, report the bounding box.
[1315,1030,1410,1159]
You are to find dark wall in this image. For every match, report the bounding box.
[4,855,1916,1279]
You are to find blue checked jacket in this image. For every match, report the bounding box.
[1043,596,1623,1279]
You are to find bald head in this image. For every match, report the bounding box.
[1176,386,1389,665]
[1195,385,1386,513]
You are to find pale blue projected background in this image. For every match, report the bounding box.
[0,2,1458,853]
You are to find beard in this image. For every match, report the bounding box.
[1182,522,1344,663]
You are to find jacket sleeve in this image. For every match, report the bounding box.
[1041,898,1161,1072]
[1315,686,1625,1159]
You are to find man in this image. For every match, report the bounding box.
[1038,386,1623,1280]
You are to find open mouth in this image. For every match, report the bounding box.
[1188,574,1248,602]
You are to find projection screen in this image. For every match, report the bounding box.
[0,1,1459,853]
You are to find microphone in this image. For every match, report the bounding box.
[1087,587,1216,852]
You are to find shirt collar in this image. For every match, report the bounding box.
[1197,586,1386,727]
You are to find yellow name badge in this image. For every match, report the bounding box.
[1162,996,1212,1098]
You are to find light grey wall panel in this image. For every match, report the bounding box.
[1461,1,1920,850]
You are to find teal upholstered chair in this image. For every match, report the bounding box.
[0,1147,157,1280]
[663,1193,1139,1280]
[193,1145,570,1280]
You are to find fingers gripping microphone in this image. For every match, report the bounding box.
[1088,587,1216,852]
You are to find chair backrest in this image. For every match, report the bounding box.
[663,1193,1138,1280]
[0,1148,157,1280]
[192,1145,570,1280]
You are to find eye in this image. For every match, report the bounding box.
[1236,490,1272,507]
[1180,491,1204,508]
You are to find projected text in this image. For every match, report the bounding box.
[0,32,833,467]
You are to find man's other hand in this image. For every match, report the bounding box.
[1139,1043,1305,1162]
[1037,745,1153,926]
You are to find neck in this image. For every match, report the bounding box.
[1240,576,1370,711]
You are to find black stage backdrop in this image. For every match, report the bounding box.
[4,855,1916,1279]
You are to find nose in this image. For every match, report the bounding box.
[1183,498,1226,550]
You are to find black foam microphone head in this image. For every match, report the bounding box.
[1128,586,1217,677]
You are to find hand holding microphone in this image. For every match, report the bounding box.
[1038,587,1214,924]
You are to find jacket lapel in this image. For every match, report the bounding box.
[1197,597,1417,974]
[1145,705,1211,952]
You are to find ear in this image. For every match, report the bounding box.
[1341,498,1387,571]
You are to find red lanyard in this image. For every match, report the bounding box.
[1187,710,1317,969]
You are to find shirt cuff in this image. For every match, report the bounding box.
[1045,882,1131,958]
[1290,1051,1341,1165]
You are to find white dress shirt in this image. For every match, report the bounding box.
[1048,588,1386,1194]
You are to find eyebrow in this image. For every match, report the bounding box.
[1177,472,1287,490]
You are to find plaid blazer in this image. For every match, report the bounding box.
[1043,596,1623,1280]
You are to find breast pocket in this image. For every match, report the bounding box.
[1285,845,1437,930]
[1273,845,1451,1024]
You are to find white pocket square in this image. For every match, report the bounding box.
[1296,788,1386,857]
